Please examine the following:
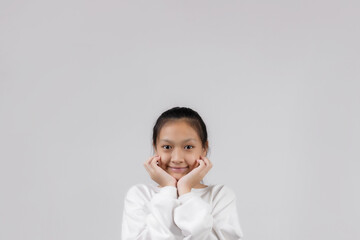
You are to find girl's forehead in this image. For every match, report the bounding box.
[161,120,194,131]
[158,120,199,138]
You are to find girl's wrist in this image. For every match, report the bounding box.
[177,186,191,196]
[177,181,191,194]
[160,182,176,188]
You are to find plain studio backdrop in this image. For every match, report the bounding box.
[0,1,359,240]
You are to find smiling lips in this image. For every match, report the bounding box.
[168,166,189,173]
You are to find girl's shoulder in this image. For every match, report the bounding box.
[124,183,156,201]
[208,183,238,200]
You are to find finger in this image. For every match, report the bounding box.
[150,156,161,168]
[197,159,206,169]
[199,158,211,172]
[201,156,212,168]
[193,158,200,167]
[190,159,201,171]
[199,155,207,166]
[196,160,209,178]
[146,156,159,173]
[146,155,155,165]
[144,156,153,169]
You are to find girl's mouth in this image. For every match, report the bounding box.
[168,167,189,173]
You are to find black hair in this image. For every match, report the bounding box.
[152,107,209,153]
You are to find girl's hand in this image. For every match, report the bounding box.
[177,155,213,195]
[143,155,177,188]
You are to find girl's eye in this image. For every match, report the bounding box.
[161,145,193,150]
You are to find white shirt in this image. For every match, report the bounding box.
[121,182,244,240]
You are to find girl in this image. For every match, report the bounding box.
[121,107,244,240]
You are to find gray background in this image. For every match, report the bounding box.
[1,1,359,240]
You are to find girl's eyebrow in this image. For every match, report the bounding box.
[160,138,197,143]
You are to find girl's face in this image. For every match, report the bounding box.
[154,119,208,181]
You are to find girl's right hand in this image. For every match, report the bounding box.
[143,155,177,188]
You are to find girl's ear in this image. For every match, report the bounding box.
[153,143,157,154]
[202,150,207,157]
[202,141,209,157]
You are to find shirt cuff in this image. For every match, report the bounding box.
[158,185,178,199]
[178,191,198,202]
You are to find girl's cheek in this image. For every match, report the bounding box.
[159,158,169,168]
[190,159,198,168]
[196,161,200,167]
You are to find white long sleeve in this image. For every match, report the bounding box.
[121,184,182,240]
[174,185,244,240]
[121,183,244,240]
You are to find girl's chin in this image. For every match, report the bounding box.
[168,173,185,180]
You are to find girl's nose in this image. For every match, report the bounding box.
[171,148,184,163]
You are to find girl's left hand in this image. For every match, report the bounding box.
[177,155,213,195]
